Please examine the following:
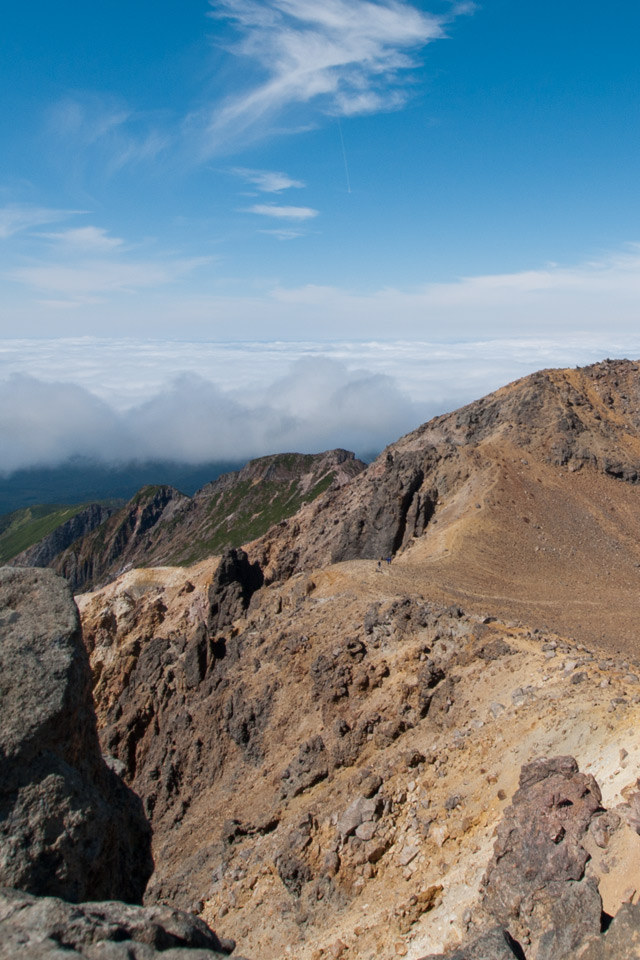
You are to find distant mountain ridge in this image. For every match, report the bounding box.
[0,458,245,515]
[0,502,121,566]
[15,449,365,592]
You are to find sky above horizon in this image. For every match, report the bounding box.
[3,0,640,341]
[1,1,640,474]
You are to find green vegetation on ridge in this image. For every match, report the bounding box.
[0,503,94,564]
[176,471,337,565]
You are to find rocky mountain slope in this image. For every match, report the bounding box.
[47,358,640,957]
[44,450,363,593]
[251,359,640,652]
[78,552,640,959]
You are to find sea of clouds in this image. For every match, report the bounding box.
[1,336,639,475]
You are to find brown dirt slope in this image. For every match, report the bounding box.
[251,359,640,653]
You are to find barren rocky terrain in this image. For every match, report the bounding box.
[70,360,640,959]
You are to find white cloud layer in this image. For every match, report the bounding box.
[2,334,640,474]
[0,357,419,473]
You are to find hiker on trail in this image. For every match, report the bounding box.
[377,559,382,572]
[386,556,392,565]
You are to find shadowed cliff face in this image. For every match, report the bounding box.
[0,567,153,905]
[52,484,189,592]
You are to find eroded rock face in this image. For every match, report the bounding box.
[9,503,117,569]
[0,567,152,903]
[0,886,241,959]
[208,548,264,635]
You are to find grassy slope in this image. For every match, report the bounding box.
[0,503,94,564]
[176,472,336,565]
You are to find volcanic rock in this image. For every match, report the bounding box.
[0,567,152,903]
[481,756,603,958]
[577,901,640,958]
[418,925,524,959]
[208,548,263,635]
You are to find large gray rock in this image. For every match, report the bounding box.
[0,568,152,903]
[481,756,604,960]
[0,886,241,959]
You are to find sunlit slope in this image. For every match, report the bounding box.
[252,359,640,652]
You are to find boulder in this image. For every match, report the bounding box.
[0,886,242,959]
[0,567,152,903]
[482,756,604,959]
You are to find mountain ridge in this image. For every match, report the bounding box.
[34,449,365,592]
[246,359,640,651]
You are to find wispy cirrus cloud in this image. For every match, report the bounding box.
[203,0,471,148]
[38,226,125,253]
[232,167,305,192]
[0,205,81,239]
[259,227,307,240]
[244,203,318,219]
[49,95,171,177]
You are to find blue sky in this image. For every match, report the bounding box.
[1,1,640,472]
[2,0,640,340]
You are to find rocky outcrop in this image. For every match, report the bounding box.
[208,548,264,635]
[9,502,117,568]
[0,567,152,903]
[422,756,632,960]
[0,887,244,959]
